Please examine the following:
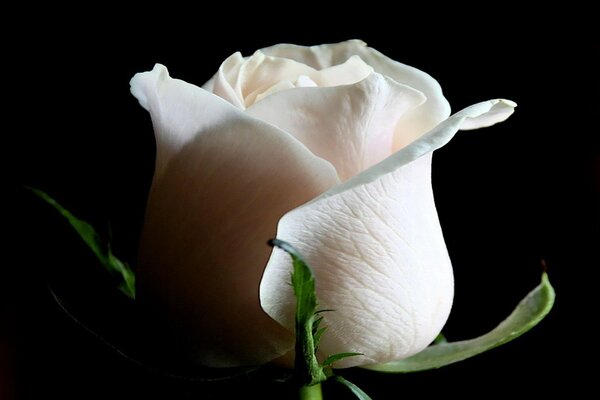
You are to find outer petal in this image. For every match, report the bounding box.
[131,65,341,367]
[260,40,452,150]
[317,99,516,201]
[260,100,516,368]
[247,73,426,181]
[132,63,248,180]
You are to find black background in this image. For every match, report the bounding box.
[4,11,598,400]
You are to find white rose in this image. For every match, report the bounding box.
[130,40,515,368]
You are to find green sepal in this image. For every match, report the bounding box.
[269,239,326,385]
[363,272,555,373]
[333,376,373,400]
[322,352,363,367]
[29,188,136,299]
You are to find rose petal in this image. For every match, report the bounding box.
[235,51,316,108]
[209,51,246,109]
[260,100,516,368]
[261,153,450,368]
[260,39,371,70]
[310,55,373,87]
[247,73,426,181]
[261,40,451,150]
[131,65,341,367]
[314,99,516,202]
[459,99,517,130]
[132,63,247,179]
[205,49,374,108]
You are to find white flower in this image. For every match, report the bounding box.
[130,40,515,368]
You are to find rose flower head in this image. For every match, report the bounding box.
[130,40,515,368]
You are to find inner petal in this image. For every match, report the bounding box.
[211,52,246,109]
[310,55,373,87]
[236,51,316,107]
[247,73,426,181]
[260,40,452,151]
[295,75,318,87]
[210,49,376,109]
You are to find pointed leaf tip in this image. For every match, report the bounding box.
[269,238,303,258]
[333,376,372,400]
[322,352,363,367]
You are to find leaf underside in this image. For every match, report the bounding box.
[363,273,555,373]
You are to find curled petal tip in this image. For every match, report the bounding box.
[500,98,517,107]
[129,63,169,111]
[460,98,517,131]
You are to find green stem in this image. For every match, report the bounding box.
[299,383,323,400]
